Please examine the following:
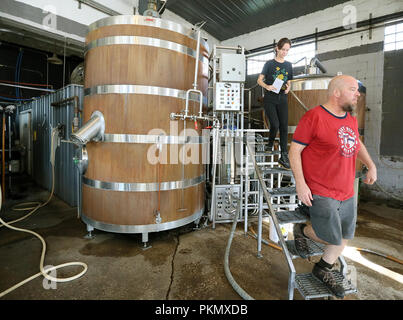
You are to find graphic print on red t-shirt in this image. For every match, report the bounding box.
[338,126,359,158]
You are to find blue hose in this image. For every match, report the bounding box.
[15,52,20,98]
[14,50,23,98]
[17,50,23,98]
[0,96,33,102]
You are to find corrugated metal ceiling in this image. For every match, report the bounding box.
[166,0,351,41]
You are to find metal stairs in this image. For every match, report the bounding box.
[244,137,357,300]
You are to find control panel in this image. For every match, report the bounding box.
[219,53,245,82]
[214,82,241,112]
[214,184,241,222]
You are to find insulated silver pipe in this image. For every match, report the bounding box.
[71,111,105,145]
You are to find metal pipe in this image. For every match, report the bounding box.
[76,166,81,219]
[2,111,5,200]
[71,111,105,145]
[215,45,242,51]
[8,112,11,191]
[0,82,55,93]
[193,30,201,90]
[0,80,52,89]
[289,90,309,112]
[309,57,327,74]
[75,0,122,16]
[248,90,252,129]
[51,96,81,132]
[247,11,403,55]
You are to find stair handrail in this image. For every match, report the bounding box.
[245,140,296,277]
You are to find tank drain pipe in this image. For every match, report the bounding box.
[70,110,105,145]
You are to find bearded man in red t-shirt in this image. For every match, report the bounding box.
[289,75,377,298]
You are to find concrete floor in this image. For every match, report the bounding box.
[0,177,402,300]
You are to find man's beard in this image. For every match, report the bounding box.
[342,104,356,116]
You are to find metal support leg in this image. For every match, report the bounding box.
[257,186,263,258]
[288,273,295,300]
[85,224,94,239]
[338,255,348,277]
[193,217,201,230]
[142,232,152,250]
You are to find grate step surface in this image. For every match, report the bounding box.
[268,187,297,197]
[286,239,325,259]
[255,151,281,156]
[275,209,310,225]
[295,272,358,300]
[262,167,294,175]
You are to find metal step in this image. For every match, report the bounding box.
[268,187,297,197]
[295,272,358,300]
[262,167,293,175]
[255,150,281,156]
[286,239,325,259]
[275,209,310,225]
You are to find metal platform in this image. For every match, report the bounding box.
[295,272,357,300]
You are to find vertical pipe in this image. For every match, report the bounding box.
[244,142,249,235]
[76,166,81,218]
[193,30,201,90]
[8,112,11,192]
[248,90,251,129]
[2,112,5,200]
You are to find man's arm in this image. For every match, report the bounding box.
[289,141,313,206]
[357,139,377,185]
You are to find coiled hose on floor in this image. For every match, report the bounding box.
[0,128,87,298]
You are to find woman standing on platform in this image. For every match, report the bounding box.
[257,37,293,169]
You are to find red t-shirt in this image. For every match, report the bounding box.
[292,105,360,201]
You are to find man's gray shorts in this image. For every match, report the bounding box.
[309,194,356,245]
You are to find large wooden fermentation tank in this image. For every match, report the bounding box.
[81,15,209,239]
[288,74,366,172]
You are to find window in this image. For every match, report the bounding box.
[384,22,403,52]
[247,51,274,75]
[287,42,316,67]
[246,42,316,75]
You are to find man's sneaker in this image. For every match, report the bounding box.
[293,223,309,259]
[278,152,290,169]
[312,264,346,299]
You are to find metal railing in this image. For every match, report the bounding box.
[245,139,297,300]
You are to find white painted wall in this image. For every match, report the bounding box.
[222,0,403,53]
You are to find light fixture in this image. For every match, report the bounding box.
[47,53,63,65]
